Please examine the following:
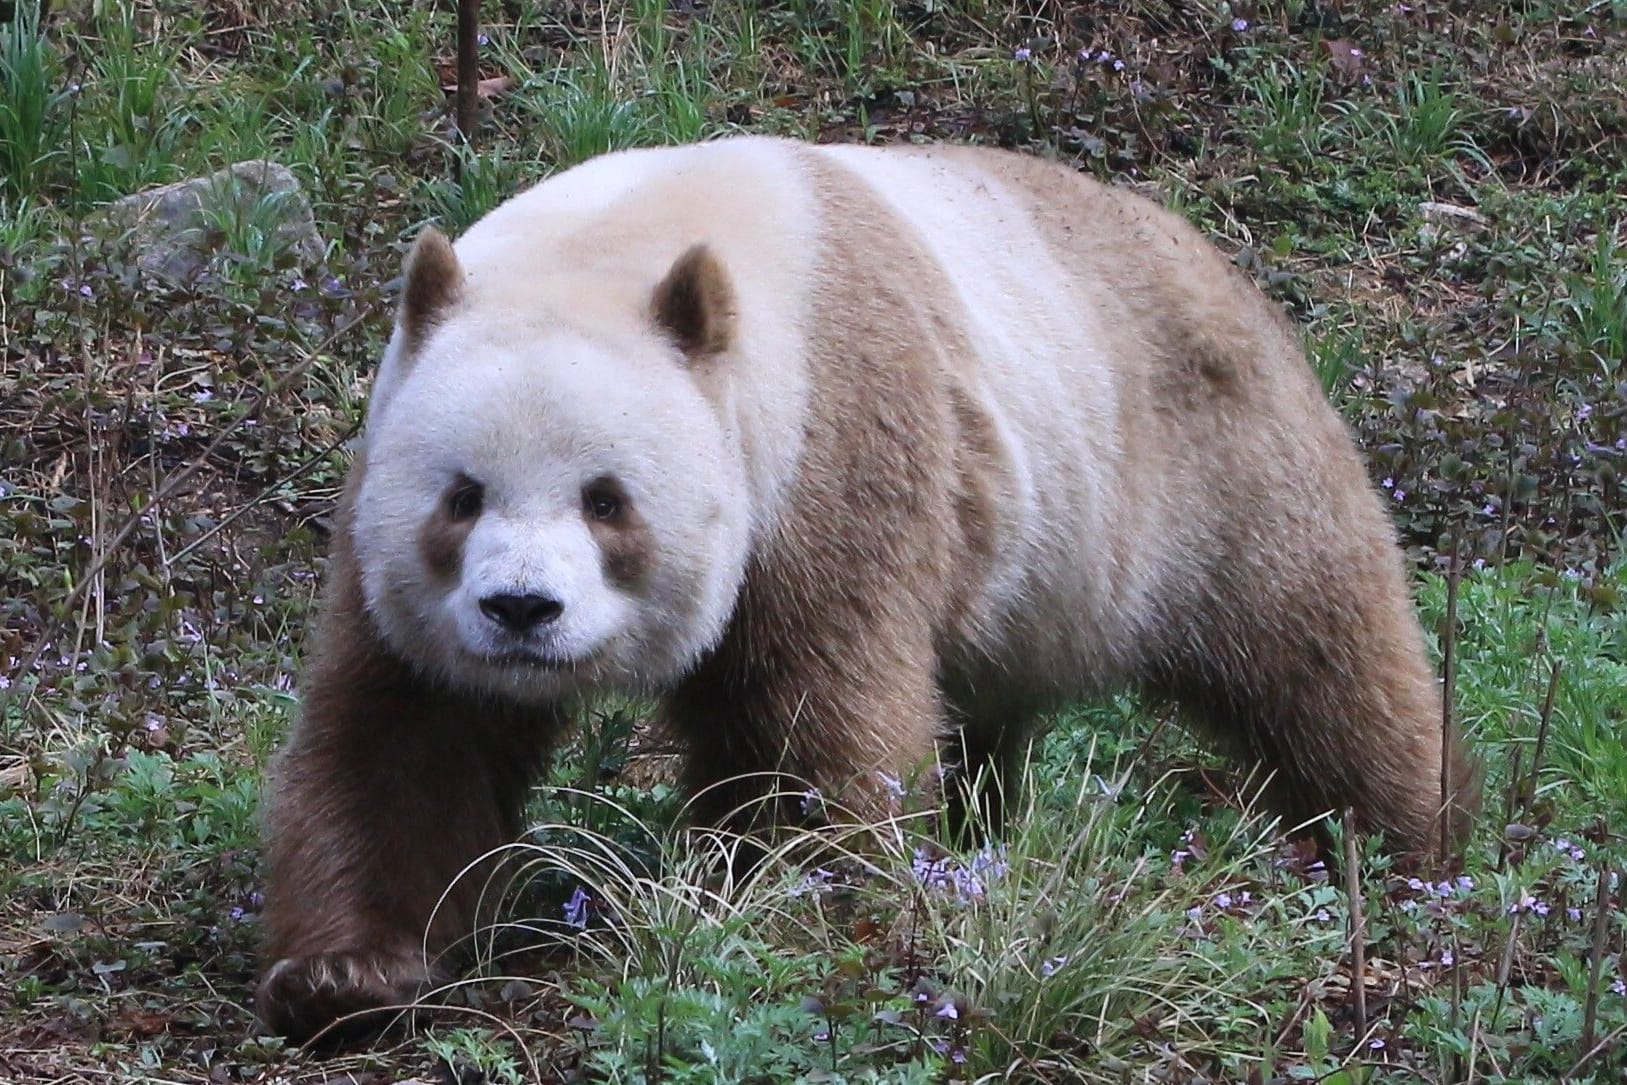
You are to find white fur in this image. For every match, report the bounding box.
[355,136,1193,703]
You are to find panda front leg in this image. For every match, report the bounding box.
[255,572,556,1045]
[665,619,946,841]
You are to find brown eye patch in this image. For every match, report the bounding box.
[421,475,482,579]
[583,477,654,587]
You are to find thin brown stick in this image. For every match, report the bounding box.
[1440,546,1460,861]
[1495,746,1523,875]
[1490,909,1521,1035]
[1521,659,1562,821]
[1449,934,1464,1084]
[1343,808,1368,1043]
[1580,857,1614,1057]
[1567,1024,1625,1077]
[164,420,362,567]
[456,0,482,152]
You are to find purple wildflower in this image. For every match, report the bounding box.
[1041,955,1068,978]
[1013,47,1032,62]
[1231,18,1249,32]
[1509,893,1545,915]
[563,886,591,929]
[879,771,905,800]
[971,843,1009,881]
[790,868,835,899]
[935,1002,959,1020]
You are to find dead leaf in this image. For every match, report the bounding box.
[1323,39,1369,81]
[439,75,514,100]
[117,1010,172,1038]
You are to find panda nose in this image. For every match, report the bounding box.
[479,593,564,632]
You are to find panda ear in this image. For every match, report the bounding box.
[400,227,464,349]
[651,244,736,359]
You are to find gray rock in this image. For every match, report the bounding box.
[100,160,324,281]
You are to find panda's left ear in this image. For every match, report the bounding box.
[400,227,464,351]
[651,244,736,360]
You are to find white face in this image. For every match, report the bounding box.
[352,322,752,702]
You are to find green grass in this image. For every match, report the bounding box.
[2,0,1625,1081]
[0,3,64,202]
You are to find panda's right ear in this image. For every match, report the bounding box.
[399,227,464,351]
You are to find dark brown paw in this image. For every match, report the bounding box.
[255,950,434,1047]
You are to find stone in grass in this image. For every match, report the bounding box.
[99,160,324,282]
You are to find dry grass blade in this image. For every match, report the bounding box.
[1579,855,1614,1058]
[1342,808,1367,1044]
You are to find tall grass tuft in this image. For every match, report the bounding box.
[0,4,66,202]
[435,748,1294,1082]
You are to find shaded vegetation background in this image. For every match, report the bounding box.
[1,0,1624,1082]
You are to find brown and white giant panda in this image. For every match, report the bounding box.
[255,136,1476,1042]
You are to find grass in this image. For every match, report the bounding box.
[2,0,1626,1081]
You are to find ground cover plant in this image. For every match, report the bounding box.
[1,0,1623,1081]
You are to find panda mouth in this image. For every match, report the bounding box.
[477,645,599,673]
[485,650,578,671]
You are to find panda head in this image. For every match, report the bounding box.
[350,228,753,701]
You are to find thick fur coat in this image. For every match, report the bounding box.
[256,136,1476,1043]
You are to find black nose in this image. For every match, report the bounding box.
[479,593,564,632]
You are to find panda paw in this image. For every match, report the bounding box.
[255,950,434,1047]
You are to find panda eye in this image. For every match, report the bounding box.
[583,479,623,522]
[446,477,484,522]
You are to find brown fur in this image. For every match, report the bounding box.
[256,141,1477,1045]
[418,479,475,581]
[587,483,657,589]
[933,146,1478,844]
[256,460,564,1043]
[399,228,463,350]
[651,243,736,357]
